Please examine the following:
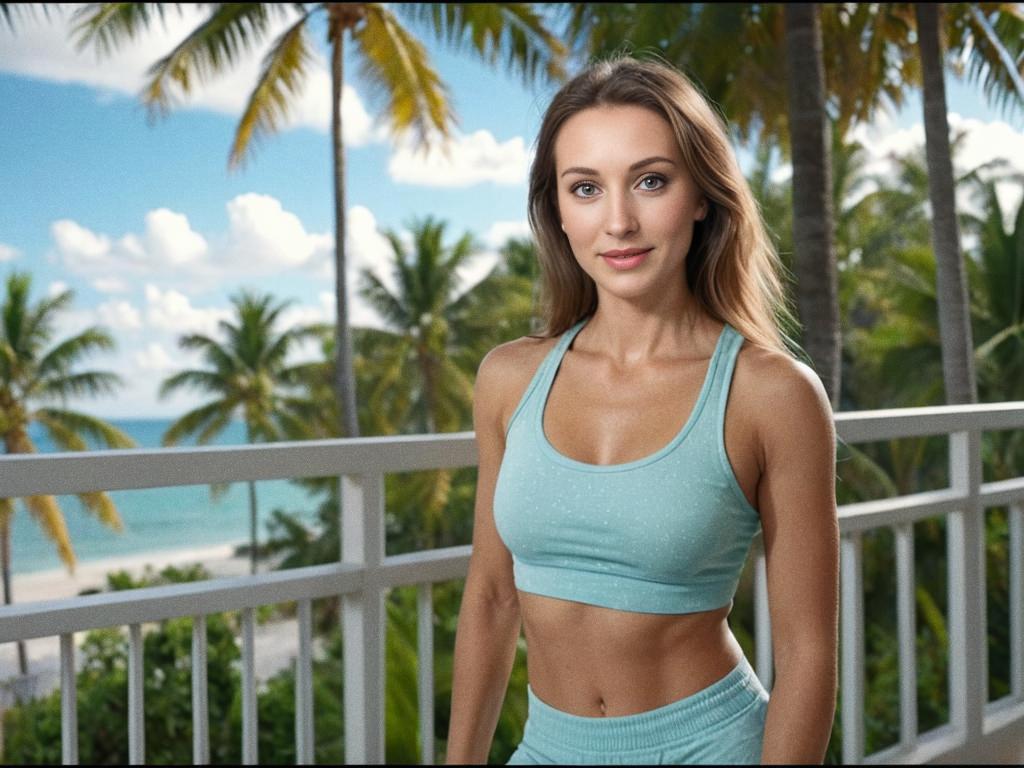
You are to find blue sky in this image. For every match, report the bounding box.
[1,4,1022,419]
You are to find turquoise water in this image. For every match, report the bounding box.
[11,420,323,574]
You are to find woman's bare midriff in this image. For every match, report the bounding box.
[517,592,745,717]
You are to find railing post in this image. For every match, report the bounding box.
[417,583,435,765]
[241,608,258,764]
[60,633,78,765]
[840,531,865,765]
[753,539,773,690]
[192,615,209,765]
[1011,503,1023,702]
[295,599,315,765]
[894,522,918,748]
[128,623,145,765]
[341,472,386,765]
[947,430,985,749]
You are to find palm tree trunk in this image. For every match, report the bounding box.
[0,514,28,675]
[783,3,841,408]
[244,423,260,574]
[915,2,977,404]
[419,350,437,435]
[247,480,259,575]
[330,10,361,438]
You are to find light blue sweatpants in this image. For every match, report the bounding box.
[506,655,769,765]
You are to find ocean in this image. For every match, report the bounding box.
[10,419,322,575]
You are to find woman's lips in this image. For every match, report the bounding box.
[601,247,652,270]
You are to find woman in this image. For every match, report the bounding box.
[446,54,838,765]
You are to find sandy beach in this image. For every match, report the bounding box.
[1,543,306,705]
[11,542,251,605]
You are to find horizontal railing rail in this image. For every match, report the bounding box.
[1,402,1023,764]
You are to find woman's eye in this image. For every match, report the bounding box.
[572,182,598,198]
[638,175,666,190]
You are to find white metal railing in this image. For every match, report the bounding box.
[1,405,1023,764]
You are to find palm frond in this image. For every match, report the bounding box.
[33,371,123,401]
[963,4,1024,120]
[158,369,227,399]
[177,333,241,373]
[33,407,135,449]
[70,2,178,58]
[24,494,75,572]
[229,9,314,168]
[162,399,235,446]
[137,3,288,119]
[20,289,75,354]
[401,3,567,86]
[261,324,320,370]
[196,406,235,446]
[354,5,455,147]
[209,480,233,503]
[35,327,116,380]
[359,270,409,329]
[2,271,32,357]
[76,491,124,532]
[33,411,87,451]
[0,497,14,527]
[0,2,59,33]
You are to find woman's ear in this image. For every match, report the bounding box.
[696,199,709,221]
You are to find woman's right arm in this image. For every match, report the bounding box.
[445,345,523,764]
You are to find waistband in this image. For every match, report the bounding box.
[523,655,767,753]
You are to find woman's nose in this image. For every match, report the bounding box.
[605,192,639,238]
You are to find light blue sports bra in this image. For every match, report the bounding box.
[492,315,761,614]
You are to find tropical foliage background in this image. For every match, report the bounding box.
[2,1,1024,765]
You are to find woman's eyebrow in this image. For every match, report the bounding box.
[559,156,676,177]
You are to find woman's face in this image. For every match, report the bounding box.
[553,104,707,302]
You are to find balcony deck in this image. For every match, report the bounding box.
[1,403,1023,764]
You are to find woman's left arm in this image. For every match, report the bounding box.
[755,359,839,764]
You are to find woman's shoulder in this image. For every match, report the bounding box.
[475,333,562,434]
[734,339,820,397]
[733,339,835,451]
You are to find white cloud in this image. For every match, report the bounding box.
[143,209,208,266]
[343,205,396,285]
[389,129,532,187]
[769,163,792,185]
[92,276,130,294]
[50,212,211,277]
[144,285,232,336]
[0,4,378,145]
[96,299,142,331]
[222,193,329,272]
[0,243,19,262]
[47,280,69,297]
[484,219,531,249]
[846,112,1024,228]
[134,342,176,372]
[455,250,501,297]
[51,219,112,265]
[49,194,336,290]
[37,199,455,415]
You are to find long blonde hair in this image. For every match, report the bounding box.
[527,54,798,354]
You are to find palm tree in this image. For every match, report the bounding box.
[963,169,1024,476]
[356,216,488,544]
[783,3,840,406]
[0,271,135,674]
[849,1,1023,405]
[70,2,566,439]
[445,235,540,373]
[159,290,324,574]
[915,3,978,405]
